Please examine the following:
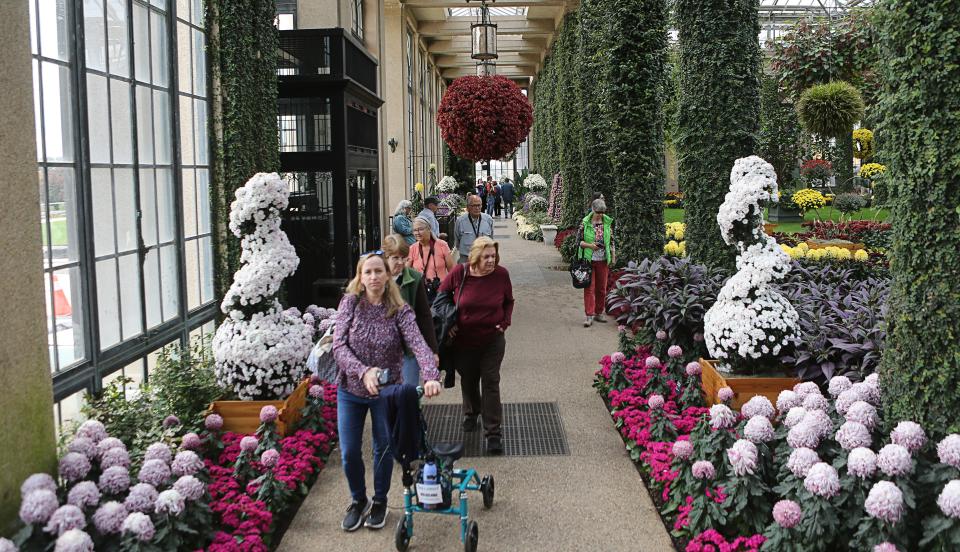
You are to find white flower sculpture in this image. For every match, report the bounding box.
[436,176,458,193]
[523,173,548,193]
[704,156,799,369]
[213,173,313,400]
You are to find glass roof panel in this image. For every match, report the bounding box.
[448,7,528,18]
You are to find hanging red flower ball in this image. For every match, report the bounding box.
[437,75,534,162]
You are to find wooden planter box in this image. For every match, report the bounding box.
[700,359,799,411]
[804,239,865,252]
[767,205,803,223]
[206,378,311,436]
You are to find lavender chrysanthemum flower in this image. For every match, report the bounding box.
[727,440,758,476]
[180,433,202,451]
[138,459,171,487]
[836,421,873,451]
[865,481,904,523]
[99,447,130,470]
[92,501,127,534]
[835,389,862,416]
[828,376,852,397]
[54,529,94,552]
[611,352,626,364]
[744,416,775,444]
[20,489,59,525]
[98,466,130,495]
[873,543,899,552]
[667,345,683,358]
[877,444,913,477]
[805,409,834,438]
[617,324,627,333]
[204,414,224,431]
[44,505,86,536]
[937,480,960,519]
[709,404,736,430]
[66,481,100,509]
[787,421,820,449]
[672,440,694,461]
[260,405,278,423]
[647,394,665,410]
[121,512,155,541]
[143,442,172,464]
[96,437,126,457]
[67,437,97,461]
[261,449,280,469]
[0,538,16,552]
[308,384,323,398]
[852,381,880,405]
[804,462,840,498]
[802,394,830,412]
[58,452,91,482]
[741,396,775,420]
[155,489,185,516]
[173,475,205,501]
[890,421,927,453]
[656,330,668,341]
[783,407,807,428]
[171,451,204,477]
[240,436,258,453]
[162,415,180,428]
[645,356,662,370]
[864,373,880,387]
[21,473,57,498]
[717,387,735,403]
[793,382,820,398]
[846,401,879,431]
[772,500,802,529]
[692,460,715,480]
[776,390,801,412]
[124,483,158,513]
[685,362,702,377]
[937,435,960,469]
[76,420,107,443]
[847,447,878,479]
[787,448,820,478]
[693,332,704,342]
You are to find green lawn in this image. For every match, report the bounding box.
[42,217,69,247]
[664,207,889,235]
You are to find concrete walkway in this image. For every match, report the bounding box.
[278,219,673,552]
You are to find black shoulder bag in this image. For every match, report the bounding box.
[569,224,593,289]
[420,242,442,302]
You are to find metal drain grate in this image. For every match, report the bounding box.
[421,402,569,457]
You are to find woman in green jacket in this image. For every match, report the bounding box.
[579,198,616,327]
[382,234,439,383]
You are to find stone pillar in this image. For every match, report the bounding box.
[0,0,57,534]
[381,1,409,218]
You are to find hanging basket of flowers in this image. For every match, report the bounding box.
[437,75,533,162]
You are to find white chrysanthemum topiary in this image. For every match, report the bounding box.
[213,173,313,400]
[523,173,548,193]
[436,176,459,193]
[704,156,799,370]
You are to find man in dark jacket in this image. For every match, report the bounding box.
[499,178,516,219]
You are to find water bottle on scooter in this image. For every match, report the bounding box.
[422,460,438,510]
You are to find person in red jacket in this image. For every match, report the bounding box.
[438,236,514,454]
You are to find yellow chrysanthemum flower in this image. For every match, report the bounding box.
[415,182,424,194]
[854,249,869,262]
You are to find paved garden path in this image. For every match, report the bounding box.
[279,219,673,552]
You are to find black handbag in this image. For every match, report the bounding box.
[570,225,593,289]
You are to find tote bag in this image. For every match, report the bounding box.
[569,225,592,289]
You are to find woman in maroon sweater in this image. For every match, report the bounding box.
[439,236,514,454]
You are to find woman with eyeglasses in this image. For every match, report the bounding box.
[408,216,455,302]
[333,251,442,532]
[578,197,616,327]
[391,200,416,245]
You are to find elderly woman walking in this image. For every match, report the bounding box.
[409,216,455,302]
[578,198,616,327]
[392,200,416,245]
[438,236,514,454]
[333,252,442,532]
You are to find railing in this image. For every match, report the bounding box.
[277,29,378,94]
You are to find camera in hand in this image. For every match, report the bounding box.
[377,368,390,387]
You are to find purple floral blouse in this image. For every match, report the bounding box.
[333,294,439,399]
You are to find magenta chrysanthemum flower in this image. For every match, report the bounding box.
[802,394,829,412]
[124,483,157,514]
[240,436,258,453]
[58,453,91,482]
[852,381,880,405]
[180,433,202,451]
[121,512,155,541]
[260,449,280,469]
[76,420,107,443]
[836,421,873,451]
[873,543,899,552]
[672,440,694,460]
[645,356,662,370]
[804,462,840,498]
[54,529,94,552]
[877,444,913,477]
[20,489,59,525]
[143,443,172,464]
[66,481,100,509]
[99,447,130,470]
[741,396,775,420]
[835,388,862,416]
[138,459,171,487]
[685,362,702,377]
[783,407,807,428]
[938,435,960,469]
[891,421,927,453]
[171,451,204,477]
[865,481,904,523]
[44,505,86,536]
[709,404,736,430]
[772,500,802,528]
[162,415,180,428]
[777,390,801,412]
[845,401,878,430]
[204,413,224,431]
[727,440,758,476]
[793,382,820,398]
[937,480,960,519]
[668,345,683,358]
[787,421,821,449]
[260,405,278,423]
[67,437,97,461]
[173,475,205,502]
[847,447,878,479]
[647,394,665,410]
[21,473,57,498]
[787,448,820,478]
[717,387,735,403]
[656,330,668,341]
[155,489,185,516]
[98,466,130,495]
[309,384,323,398]
[692,460,715,480]
[744,416,775,443]
[828,376,852,397]
[96,437,125,457]
[92,501,127,534]
[611,352,626,364]
[617,324,627,333]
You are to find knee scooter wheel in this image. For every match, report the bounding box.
[395,517,411,551]
[463,520,479,552]
[480,475,495,509]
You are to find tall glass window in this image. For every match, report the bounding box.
[351,0,363,40]
[418,48,427,184]
[406,29,415,192]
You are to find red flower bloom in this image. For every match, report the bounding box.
[437,75,533,162]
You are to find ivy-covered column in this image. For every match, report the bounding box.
[875,1,960,435]
[207,0,281,298]
[600,0,669,262]
[578,0,614,208]
[557,14,586,228]
[675,0,761,270]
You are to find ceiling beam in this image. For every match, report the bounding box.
[417,18,556,37]
[442,65,537,78]
[403,0,565,7]
[434,52,541,67]
[427,37,548,54]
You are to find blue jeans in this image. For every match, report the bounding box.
[337,387,393,503]
[402,354,421,386]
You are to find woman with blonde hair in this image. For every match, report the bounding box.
[437,236,514,454]
[408,216,455,302]
[333,252,442,532]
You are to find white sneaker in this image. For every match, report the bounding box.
[583,317,593,327]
